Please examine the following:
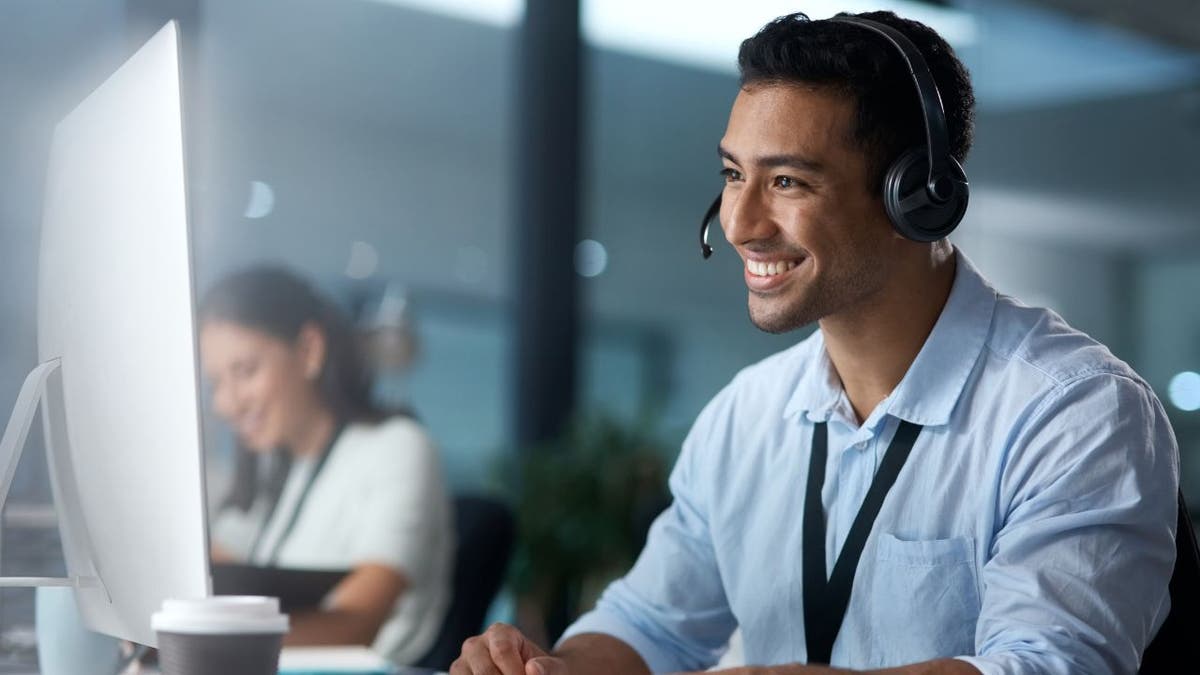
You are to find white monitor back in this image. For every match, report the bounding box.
[37,22,210,647]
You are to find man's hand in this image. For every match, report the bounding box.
[676,662,854,667]
[451,623,567,675]
[676,660,978,675]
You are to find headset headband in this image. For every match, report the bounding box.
[830,16,955,201]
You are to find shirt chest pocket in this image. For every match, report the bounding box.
[864,532,981,665]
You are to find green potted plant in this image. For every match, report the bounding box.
[497,413,672,644]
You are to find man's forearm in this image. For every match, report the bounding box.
[552,634,981,675]
[758,658,984,672]
[554,633,652,675]
[871,659,982,675]
[733,658,981,675]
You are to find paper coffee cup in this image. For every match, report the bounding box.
[152,596,289,675]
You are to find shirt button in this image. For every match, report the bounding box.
[854,441,867,449]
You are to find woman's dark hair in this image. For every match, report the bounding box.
[200,265,392,511]
[737,11,975,192]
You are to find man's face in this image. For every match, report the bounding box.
[718,83,898,333]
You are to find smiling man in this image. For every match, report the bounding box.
[453,10,1179,675]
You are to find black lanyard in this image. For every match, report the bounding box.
[249,423,345,566]
[802,419,923,664]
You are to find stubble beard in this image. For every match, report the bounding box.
[748,282,845,334]
[747,257,887,334]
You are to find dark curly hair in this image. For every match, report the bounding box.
[737,11,975,191]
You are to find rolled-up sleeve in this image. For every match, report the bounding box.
[559,405,737,673]
[959,373,1179,674]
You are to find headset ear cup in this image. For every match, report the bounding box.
[882,148,969,242]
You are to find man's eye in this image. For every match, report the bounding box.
[774,176,802,189]
[720,168,742,182]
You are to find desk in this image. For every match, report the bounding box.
[0,662,446,675]
[0,658,446,667]
[112,646,447,675]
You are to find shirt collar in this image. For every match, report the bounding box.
[784,249,996,428]
[784,330,841,422]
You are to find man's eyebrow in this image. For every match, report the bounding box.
[718,144,824,173]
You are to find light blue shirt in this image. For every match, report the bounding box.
[562,252,1179,674]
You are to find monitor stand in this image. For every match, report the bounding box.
[0,359,105,595]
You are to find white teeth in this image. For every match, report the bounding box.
[747,259,800,276]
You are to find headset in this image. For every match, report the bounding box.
[699,15,970,259]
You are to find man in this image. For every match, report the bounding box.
[453,10,1179,675]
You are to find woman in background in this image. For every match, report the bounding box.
[200,265,453,665]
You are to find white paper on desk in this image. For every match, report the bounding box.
[279,646,394,671]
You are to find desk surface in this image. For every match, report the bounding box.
[20,650,449,675]
[17,643,447,674]
[0,666,446,675]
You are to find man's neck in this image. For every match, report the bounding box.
[820,247,957,426]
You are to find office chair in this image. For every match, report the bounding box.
[414,495,515,671]
[1139,491,1200,674]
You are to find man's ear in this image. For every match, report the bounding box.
[295,322,328,381]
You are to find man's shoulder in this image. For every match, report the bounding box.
[695,330,821,424]
[985,294,1142,391]
[729,329,822,390]
[681,333,821,479]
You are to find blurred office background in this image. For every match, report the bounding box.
[1,0,1198,668]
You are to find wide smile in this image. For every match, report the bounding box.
[743,256,807,292]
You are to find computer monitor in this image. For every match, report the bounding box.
[4,21,210,647]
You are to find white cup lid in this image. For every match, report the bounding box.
[151,596,289,635]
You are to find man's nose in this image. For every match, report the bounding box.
[721,185,774,246]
